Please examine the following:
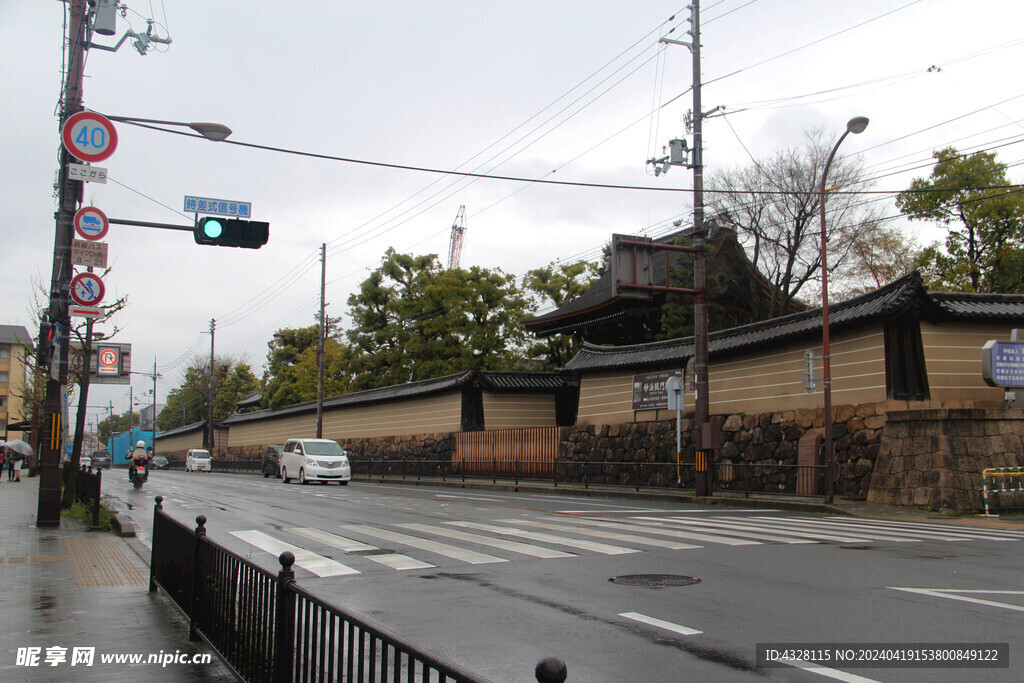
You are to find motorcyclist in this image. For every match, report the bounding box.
[127,440,150,481]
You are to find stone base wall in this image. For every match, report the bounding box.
[336,433,455,462]
[868,409,1024,511]
[561,403,886,496]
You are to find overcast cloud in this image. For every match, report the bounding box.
[2,0,1023,427]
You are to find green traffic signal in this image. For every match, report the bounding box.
[194,216,270,249]
[202,218,224,238]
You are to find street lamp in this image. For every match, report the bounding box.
[819,115,869,500]
[103,115,233,141]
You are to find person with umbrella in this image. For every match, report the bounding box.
[4,440,33,482]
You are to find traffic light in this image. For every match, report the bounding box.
[194,217,270,249]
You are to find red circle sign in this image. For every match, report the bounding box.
[70,272,105,306]
[98,347,119,370]
[74,206,109,241]
[61,112,118,163]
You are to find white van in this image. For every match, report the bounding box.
[280,438,351,485]
[185,449,212,472]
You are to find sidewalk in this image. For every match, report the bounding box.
[0,476,234,682]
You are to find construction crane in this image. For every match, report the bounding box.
[447,205,467,269]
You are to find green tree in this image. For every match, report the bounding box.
[896,147,1024,293]
[346,248,530,390]
[156,356,256,430]
[522,259,601,367]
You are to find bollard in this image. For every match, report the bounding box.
[275,551,297,683]
[189,515,207,641]
[149,496,163,593]
[535,656,568,683]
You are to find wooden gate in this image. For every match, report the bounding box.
[454,427,559,477]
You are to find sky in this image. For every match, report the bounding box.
[3,0,1024,431]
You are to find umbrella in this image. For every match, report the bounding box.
[4,439,33,458]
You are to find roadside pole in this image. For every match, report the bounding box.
[38,0,88,526]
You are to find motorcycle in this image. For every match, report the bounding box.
[128,460,149,490]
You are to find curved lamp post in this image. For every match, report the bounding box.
[819,115,869,500]
[104,115,233,141]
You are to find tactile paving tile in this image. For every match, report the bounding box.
[65,537,147,587]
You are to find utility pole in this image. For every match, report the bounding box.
[37,0,88,526]
[208,319,215,453]
[317,244,326,438]
[655,0,712,496]
[151,357,158,458]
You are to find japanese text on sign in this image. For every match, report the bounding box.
[982,340,1024,388]
[183,195,251,218]
[632,370,684,410]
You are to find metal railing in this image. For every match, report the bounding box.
[62,464,102,526]
[150,498,564,682]
[347,457,831,498]
[982,466,1024,516]
[711,461,830,498]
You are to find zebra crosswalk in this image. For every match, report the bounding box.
[224,514,1024,578]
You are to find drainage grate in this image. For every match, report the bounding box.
[609,574,700,587]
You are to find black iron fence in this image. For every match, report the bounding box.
[712,461,831,498]
[61,464,102,526]
[149,498,563,682]
[163,455,832,499]
[347,457,831,498]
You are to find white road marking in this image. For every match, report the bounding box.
[289,528,434,570]
[748,516,1003,542]
[889,587,1024,613]
[435,494,503,502]
[507,519,701,550]
[636,517,819,544]
[778,660,883,683]
[397,523,576,558]
[821,517,1024,540]
[446,521,640,555]
[619,612,702,636]
[670,517,875,544]
[345,525,508,564]
[228,530,359,577]
[568,517,755,546]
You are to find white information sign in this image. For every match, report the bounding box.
[72,239,108,268]
[68,163,108,184]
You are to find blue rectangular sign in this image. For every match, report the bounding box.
[184,195,252,218]
[982,340,1024,388]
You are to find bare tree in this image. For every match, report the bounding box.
[707,129,886,315]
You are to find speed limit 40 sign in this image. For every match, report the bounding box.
[61,112,118,163]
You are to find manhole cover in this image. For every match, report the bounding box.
[609,574,700,587]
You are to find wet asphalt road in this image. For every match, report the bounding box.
[105,471,1024,682]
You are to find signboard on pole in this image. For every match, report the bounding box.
[61,111,118,163]
[982,340,1024,388]
[70,343,132,385]
[68,163,108,184]
[74,206,109,240]
[184,195,252,218]
[631,370,684,410]
[70,272,105,306]
[71,239,108,268]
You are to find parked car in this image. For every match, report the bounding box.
[185,449,212,472]
[79,455,92,469]
[262,444,283,478]
[90,450,111,469]
[151,455,170,470]
[280,438,351,485]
